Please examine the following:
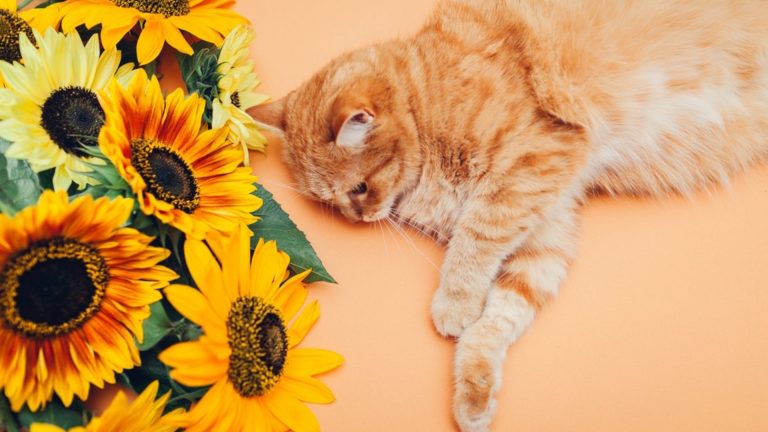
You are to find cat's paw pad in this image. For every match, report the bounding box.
[453,356,498,432]
[430,288,483,337]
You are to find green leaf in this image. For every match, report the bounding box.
[0,393,19,432]
[0,139,42,215]
[250,184,335,283]
[18,400,84,430]
[137,302,173,351]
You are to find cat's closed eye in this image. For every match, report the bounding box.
[349,182,368,195]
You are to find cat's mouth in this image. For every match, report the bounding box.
[358,192,405,223]
[360,203,393,222]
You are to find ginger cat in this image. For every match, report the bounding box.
[250,0,768,430]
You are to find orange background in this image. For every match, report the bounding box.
[237,1,768,431]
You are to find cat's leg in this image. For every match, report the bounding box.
[452,201,579,432]
[430,132,587,338]
[430,201,530,338]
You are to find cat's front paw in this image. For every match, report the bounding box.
[430,286,484,338]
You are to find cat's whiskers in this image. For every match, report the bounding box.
[385,216,439,271]
[376,219,392,257]
[323,201,337,228]
[258,179,306,198]
[390,211,440,242]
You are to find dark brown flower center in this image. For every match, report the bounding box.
[40,87,105,157]
[0,9,35,64]
[227,296,288,397]
[230,92,241,109]
[0,237,109,338]
[112,0,190,17]
[130,139,200,214]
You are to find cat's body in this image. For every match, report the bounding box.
[250,1,768,430]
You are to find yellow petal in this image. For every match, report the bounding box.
[263,387,321,432]
[183,238,229,318]
[136,19,165,65]
[29,425,66,432]
[249,240,288,299]
[273,276,309,322]
[100,15,139,50]
[159,20,193,54]
[278,375,336,404]
[243,399,272,431]
[159,340,227,367]
[288,300,320,349]
[285,348,344,377]
[163,284,219,328]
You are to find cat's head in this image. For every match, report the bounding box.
[249,47,421,222]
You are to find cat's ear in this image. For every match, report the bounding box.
[248,98,287,138]
[334,109,374,149]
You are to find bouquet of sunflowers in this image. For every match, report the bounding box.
[0,1,342,431]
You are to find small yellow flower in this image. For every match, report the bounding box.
[99,69,262,240]
[159,225,344,432]
[30,381,185,432]
[211,25,270,164]
[0,191,177,411]
[61,0,248,65]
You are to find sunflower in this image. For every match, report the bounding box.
[0,191,178,412]
[211,25,269,165]
[30,380,185,432]
[0,0,34,71]
[158,225,343,432]
[99,69,261,240]
[15,1,65,34]
[60,0,249,65]
[0,0,62,72]
[0,28,135,190]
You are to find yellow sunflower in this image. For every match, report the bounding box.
[211,25,269,165]
[99,69,261,240]
[0,0,61,78]
[0,28,135,190]
[0,0,33,71]
[0,191,178,412]
[159,225,344,432]
[16,2,65,34]
[61,0,249,65]
[30,380,185,432]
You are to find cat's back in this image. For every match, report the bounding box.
[420,0,768,195]
[433,0,768,92]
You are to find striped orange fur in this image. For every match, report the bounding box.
[249,1,768,430]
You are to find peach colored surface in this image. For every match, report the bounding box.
[238,2,768,431]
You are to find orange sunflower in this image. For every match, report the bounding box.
[60,0,248,64]
[0,191,177,412]
[159,225,344,431]
[98,69,261,240]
